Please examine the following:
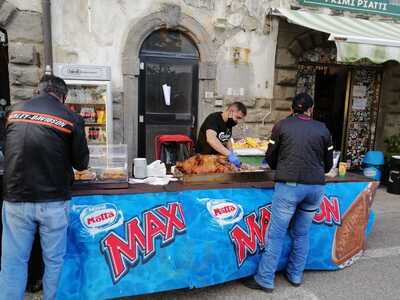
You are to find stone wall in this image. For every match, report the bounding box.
[0,1,43,104]
[272,19,333,124]
[269,19,308,131]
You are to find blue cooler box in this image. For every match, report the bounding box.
[363,151,384,181]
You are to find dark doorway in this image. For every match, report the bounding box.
[0,28,9,147]
[313,66,348,151]
[138,29,199,161]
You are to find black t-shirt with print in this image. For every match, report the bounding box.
[196,112,232,154]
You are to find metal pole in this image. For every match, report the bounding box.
[42,0,52,74]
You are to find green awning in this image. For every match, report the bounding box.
[277,8,400,64]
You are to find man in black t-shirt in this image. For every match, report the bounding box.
[196,102,247,167]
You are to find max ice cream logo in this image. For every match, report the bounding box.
[230,196,341,267]
[313,196,341,226]
[101,202,186,283]
[80,204,123,235]
[229,204,272,267]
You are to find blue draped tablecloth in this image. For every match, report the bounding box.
[57,181,378,299]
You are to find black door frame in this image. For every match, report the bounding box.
[138,54,199,157]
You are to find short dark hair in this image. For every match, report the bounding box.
[38,75,68,99]
[229,101,247,116]
[292,93,314,114]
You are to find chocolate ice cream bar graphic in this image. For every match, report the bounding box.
[332,182,379,266]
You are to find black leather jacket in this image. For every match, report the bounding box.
[265,114,333,185]
[3,93,89,202]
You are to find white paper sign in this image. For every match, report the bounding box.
[352,98,367,110]
[352,85,367,98]
[162,84,171,106]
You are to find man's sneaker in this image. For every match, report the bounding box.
[284,272,301,287]
[241,277,274,293]
[26,279,43,293]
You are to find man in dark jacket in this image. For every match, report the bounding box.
[244,93,333,292]
[0,75,89,300]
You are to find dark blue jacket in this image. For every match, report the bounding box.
[265,114,333,185]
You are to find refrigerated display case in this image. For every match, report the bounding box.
[64,80,112,144]
[54,64,113,145]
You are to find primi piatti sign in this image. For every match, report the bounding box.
[298,0,400,17]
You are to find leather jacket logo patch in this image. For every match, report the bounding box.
[8,110,73,134]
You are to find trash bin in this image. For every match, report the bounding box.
[387,155,400,195]
[362,151,385,181]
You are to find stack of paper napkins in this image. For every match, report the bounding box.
[129,175,177,186]
[146,160,167,177]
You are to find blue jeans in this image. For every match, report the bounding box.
[0,200,70,300]
[255,182,324,289]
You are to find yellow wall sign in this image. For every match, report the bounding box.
[299,0,400,17]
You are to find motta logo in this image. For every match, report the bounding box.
[206,199,244,225]
[80,204,123,235]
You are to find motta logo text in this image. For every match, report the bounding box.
[80,203,123,235]
[206,199,244,225]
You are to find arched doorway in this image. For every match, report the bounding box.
[0,28,9,147]
[138,29,200,160]
[294,42,382,169]
[296,46,348,152]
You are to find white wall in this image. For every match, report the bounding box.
[216,26,278,98]
[11,0,41,12]
[51,0,277,98]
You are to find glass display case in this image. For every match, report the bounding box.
[74,144,128,183]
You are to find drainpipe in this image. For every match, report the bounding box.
[42,0,53,74]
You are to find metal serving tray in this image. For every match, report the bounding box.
[176,170,275,185]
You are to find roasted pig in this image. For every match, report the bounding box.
[175,154,237,174]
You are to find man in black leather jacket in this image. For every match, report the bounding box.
[244,93,333,293]
[0,75,89,300]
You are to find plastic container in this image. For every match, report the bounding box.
[387,155,400,195]
[239,155,264,166]
[133,158,147,179]
[88,144,128,182]
[362,150,384,181]
[338,162,347,177]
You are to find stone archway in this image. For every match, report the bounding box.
[121,4,217,160]
[287,31,332,62]
[273,20,333,117]
[0,0,43,104]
